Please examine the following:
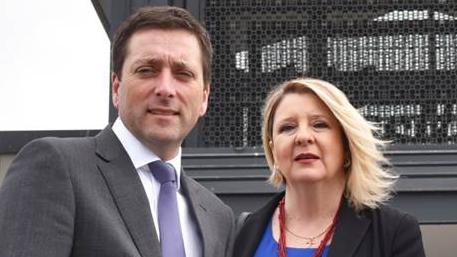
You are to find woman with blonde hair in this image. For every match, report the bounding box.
[233,78,425,257]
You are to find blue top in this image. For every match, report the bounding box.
[253,219,330,257]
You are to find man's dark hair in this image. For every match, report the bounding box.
[112,6,212,85]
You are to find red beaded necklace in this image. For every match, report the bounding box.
[277,197,342,257]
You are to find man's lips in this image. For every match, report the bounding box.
[294,153,319,161]
[148,108,179,115]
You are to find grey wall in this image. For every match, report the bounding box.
[422,224,457,257]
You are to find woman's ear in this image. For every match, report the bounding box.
[269,140,275,162]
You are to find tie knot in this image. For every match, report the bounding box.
[149,161,176,185]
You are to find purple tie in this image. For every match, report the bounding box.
[149,161,186,257]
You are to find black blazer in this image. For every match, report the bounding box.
[234,192,425,257]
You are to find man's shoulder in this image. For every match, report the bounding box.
[20,126,112,154]
[17,137,95,163]
[22,136,95,153]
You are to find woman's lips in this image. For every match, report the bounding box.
[294,153,319,163]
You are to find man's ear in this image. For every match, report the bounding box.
[111,72,121,109]
[199,83,210,116]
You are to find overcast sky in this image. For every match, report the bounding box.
[0,0,110,131]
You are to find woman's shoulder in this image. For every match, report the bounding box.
[364,204,425,256]
[359,203,422,240]
[369,204,420,225]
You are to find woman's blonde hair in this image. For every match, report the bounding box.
[262,78,398,211]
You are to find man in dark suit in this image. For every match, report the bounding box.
[0,6,234,257]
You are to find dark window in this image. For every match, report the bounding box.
[200,1,457,147]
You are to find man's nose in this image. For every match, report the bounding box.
[154,70,176,98]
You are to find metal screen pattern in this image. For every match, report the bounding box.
[201,0,457,148]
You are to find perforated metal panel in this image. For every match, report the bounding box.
[200,0,457,147]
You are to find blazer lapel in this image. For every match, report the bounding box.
[327,199,371,257]
[95,127,161,257]
[180,173,211,256]
[234,193,284,257]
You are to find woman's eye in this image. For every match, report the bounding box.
[279,124,295,133]
[314,121,329,129]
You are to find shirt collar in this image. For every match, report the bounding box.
[112,118,182,187]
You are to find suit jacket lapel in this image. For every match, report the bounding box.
[180,173,211,256]
[95,127,161,257]
[234,192,284,257]
[327,199,371,257]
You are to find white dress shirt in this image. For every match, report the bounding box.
[112,118,202,257]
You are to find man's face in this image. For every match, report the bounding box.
[112,28,209,160]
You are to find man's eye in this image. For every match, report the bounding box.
[136,67,155,75]
[176,70,194,78]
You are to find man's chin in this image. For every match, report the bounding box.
[144,130,181,145]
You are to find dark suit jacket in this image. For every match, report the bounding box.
[234,192,425,257]
[0,127,234,257]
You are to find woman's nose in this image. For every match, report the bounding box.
[295,126,314,145]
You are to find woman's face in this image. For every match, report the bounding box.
[270,92,346,185]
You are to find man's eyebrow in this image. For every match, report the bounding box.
[172,59,191,68]
[131,57,162,67]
